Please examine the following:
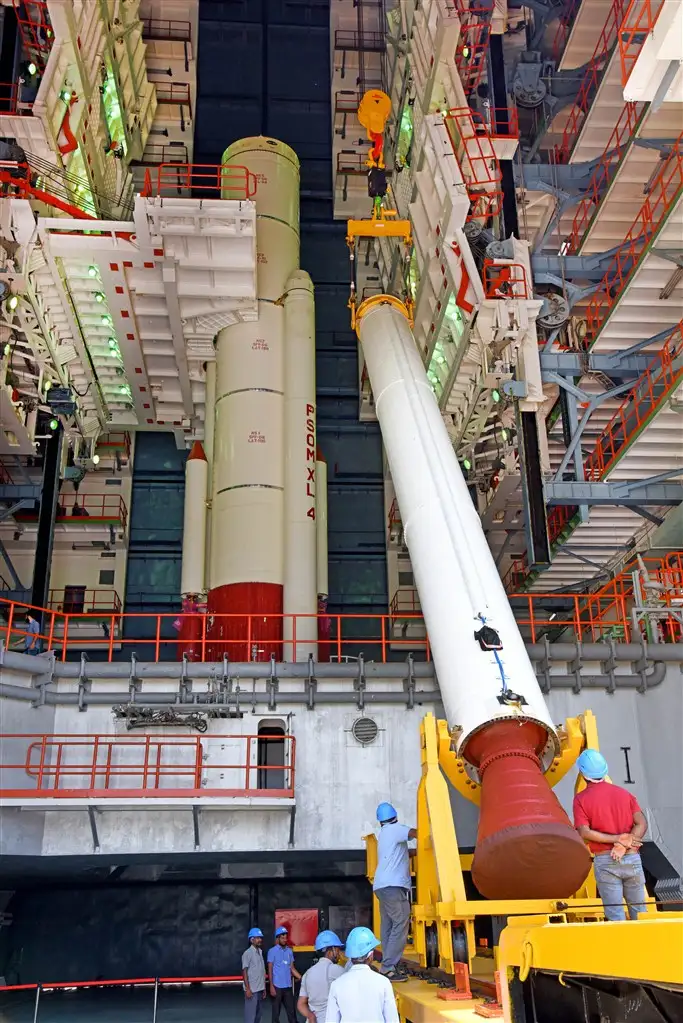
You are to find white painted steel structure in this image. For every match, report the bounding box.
[1,195,257,441]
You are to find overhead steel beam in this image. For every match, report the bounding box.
[540,351,653,379]
[0,484,41,502]
[545,481,683,506]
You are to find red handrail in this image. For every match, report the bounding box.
[445,107,503,224]
[584,135,683,344]
[452,1,493,97]
[1,733,295,799]
[11,0,53,72]
[13,492,128,528]
[567,100,645,254]
[555,0,630,165]
[619,0,666,86]
[48,589,122,613]
[3,555,683,659]
[0,974,242,993]
[142,162,257,200]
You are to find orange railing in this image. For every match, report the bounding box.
[619,0,666,86]
[552,0,580,62]
[14,492,128,528]
[141,162,257,200]
[584,322,683,478]
[518,325,683,554]
[48,589,122,613]
[445,107,503,225]
[0,81,33,115]
[482,259,530,299]
[0,733,295,800]
[555,0,629,165]
[96,430,132,459]
[567,100,645,254]
[12,0,53,72]
[4,559,683,661]
[452,1,494,97]
[585,133,683,344]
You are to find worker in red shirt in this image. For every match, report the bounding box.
[573,749,648,921]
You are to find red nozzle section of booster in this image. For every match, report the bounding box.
[466,720,591,900]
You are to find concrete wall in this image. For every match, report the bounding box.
[0,663,55,855]
[1,660,681,873]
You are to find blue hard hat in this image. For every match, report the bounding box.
[376,802,397,823]
[577,749,608,781]
[248,928,263,940]
[275,926,288,937]
[315,930,343,952]
[345,926,380,960]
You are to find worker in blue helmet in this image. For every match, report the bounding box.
[573,749,648,921]
[372,802,416,982]
[297,930,345,1023]
[267,925,301,1023]
[324,927,398,1022]
[242,927,266,1023]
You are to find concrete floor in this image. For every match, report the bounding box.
[0,986,303,1023]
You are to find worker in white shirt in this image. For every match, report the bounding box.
[324,927,399,1023]
[297,930,345,1023]
[373,802,416,981]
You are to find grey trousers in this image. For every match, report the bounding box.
[376,885,410,971]
[244,990,264,1023]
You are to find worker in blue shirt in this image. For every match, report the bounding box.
[267,925,301,1023]
[373,802,416,981]
[24,613,41,655]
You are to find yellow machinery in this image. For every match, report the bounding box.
[349,88,683,1019]
[364,713,683,1020]
[346,90,413,333]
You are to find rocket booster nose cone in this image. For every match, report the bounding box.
[466,721,592,900]
[187,441,207,462]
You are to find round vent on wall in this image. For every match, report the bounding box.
[352,717,379,746]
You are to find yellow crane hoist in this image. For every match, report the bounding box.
[346,90,413,331]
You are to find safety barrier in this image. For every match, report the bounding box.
[555,0,629,165]
[482,260,530,300]
[96,430,132,458]
[452,1,494,97]
[0,81,33,115]
[0,974,242,1021]
[48,589,122,614]
[12,0,53,73]
[584,322,683,478]
[0,733,295,800]
[13,492,128,528]
[445,107,503,225]
[530,322,683,553]
[567,100,645,254]
[551,0,580,62]
[141,162,258,200]
[619,0,666,86]
[3,557,682,660]
[585,132,683,343]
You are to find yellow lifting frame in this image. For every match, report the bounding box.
[365,711,661,989]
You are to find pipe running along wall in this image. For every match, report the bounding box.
[355,295,591,900]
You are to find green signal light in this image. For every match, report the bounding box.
[49,418,59,431]
[463,458,472,471]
